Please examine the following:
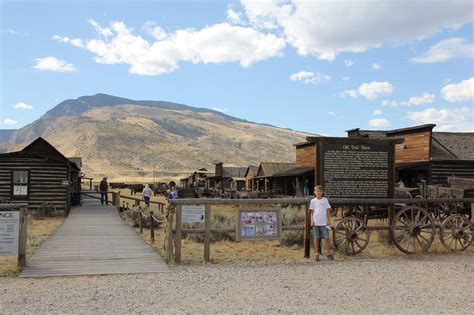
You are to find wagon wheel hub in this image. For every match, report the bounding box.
[410,225,422,236]
[349,232,358,242]
[455,229,465,239]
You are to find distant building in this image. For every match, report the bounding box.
[180,168,214,189]
[253,162,295,194]
[244,165,259,191]
[206,162,248,191]
[0,137,81,216]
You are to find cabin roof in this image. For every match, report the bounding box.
[257,162,295,177]
[272,166,315,177]
[244,165,259,177]
[431,132,474,160]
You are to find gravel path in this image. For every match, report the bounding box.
[1,254,473,314]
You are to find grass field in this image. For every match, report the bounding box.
[118,192,474,264]
[0,216,65,276]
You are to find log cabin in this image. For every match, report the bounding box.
[0,137,81,216]
[205,163,248,192]
[244,165,258,191]
[253,162,295,194]
[347,124,474,187]
[180,168,214,189]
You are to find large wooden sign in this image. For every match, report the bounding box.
[312,138,396,199]
[0,211,20,255]
[236,209,282,241]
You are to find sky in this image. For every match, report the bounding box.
[1,0,473,136]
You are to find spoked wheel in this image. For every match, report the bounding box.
[434,193,456,222]
[333,217,370,256]
[440,215,473,251]
[391,206,435,254]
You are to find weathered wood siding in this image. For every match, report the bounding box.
[245,170,254,190]
[390,131,431,164]
[0,157,69,214]
[431,160,474,186]
[296,143,316,167]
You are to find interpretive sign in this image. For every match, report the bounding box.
[236,209,282,241]
[0,211,20,255]
[182,205,205,223]
[313,138,396,199]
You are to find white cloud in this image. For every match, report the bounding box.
[143,21,167,41]
[342,76,350,81]
[411,37,474,63]
[56,20,285,75]
[34,57,77,72]
[407,107,473,131]
[227,8,244,25]
[381,92,435,107]
[407,93,436,105]
[52,35,84,47]
[373,109,383,115]
[328,112,336,116]
[344,59,353,67]
[441,77,474,102]
[371,61,383,71]
[3,119,18,126]
[1,29,16,34]
[369,118,391,127]
[14,102,33,110]
[240,0,473,61]
[289,71,330,85]
[340,89,359,98]
[343,81,393,100]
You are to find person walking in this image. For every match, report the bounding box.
[99,177,109,205]
[142,184,153,207]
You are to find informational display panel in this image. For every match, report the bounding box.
[321,142,393,198]
[182,205,206,223]
[236,209,282,241]
[0,211,20,255]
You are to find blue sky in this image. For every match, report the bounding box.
[1,0,473,136]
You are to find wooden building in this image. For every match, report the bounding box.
[180,168,214,189]
[205,163,248,191]
[244,165,258,191]
[254,162,295,193]
[0,137,81,216]
[347,124,474,187]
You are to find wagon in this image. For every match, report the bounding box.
[331,195,474,256]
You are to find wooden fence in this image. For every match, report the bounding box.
[167,197,474,264]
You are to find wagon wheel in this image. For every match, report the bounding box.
[333,217,370,256]
[440,215,473,251]
[35,202,57,217]
[434,193,456,222]
[391,206,435,254]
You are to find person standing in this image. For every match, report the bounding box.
[310,185,334,261]
[304,179,310,196]
[99,177,109,205]
[142,184,153,207]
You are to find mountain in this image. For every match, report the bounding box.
[0,93,315,181]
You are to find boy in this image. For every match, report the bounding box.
[310,185,334,261]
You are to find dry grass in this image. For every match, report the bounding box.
[0,216,64,276]
[121,205,473,264]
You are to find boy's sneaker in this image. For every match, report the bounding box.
[314,254,320,262]
[327,255,335,261]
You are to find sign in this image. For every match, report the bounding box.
[182,205,205,223]
[0,211,20,255]
[321,142,393,198]
[236,209,282,241]
[62,180,69,186]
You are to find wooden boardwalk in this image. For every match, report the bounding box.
[21,196,168,277]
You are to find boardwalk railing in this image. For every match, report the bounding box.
[167,197,474,264]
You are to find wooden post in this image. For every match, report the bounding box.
[135,199,140,207]
[117,191,121,209]
[175,205,182,263]
[388,205,395,245]
[18,206,28,269]
[150,211,155,243]
[304,203,311,258]
[204,205,211,262]
[471,203,474,224]
[139,210,143,234]
[166,213,174,264]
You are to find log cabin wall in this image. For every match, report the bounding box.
[0,156,69,215]
[296,143,316,167]
[388,130,431,164]
[431,160,474,185]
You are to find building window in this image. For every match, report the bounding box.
[13,170,29,198]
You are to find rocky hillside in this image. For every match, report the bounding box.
[0,94,315,181]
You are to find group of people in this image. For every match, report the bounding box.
[98,177,179,208]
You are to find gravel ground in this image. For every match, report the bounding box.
[1,254,473,314]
